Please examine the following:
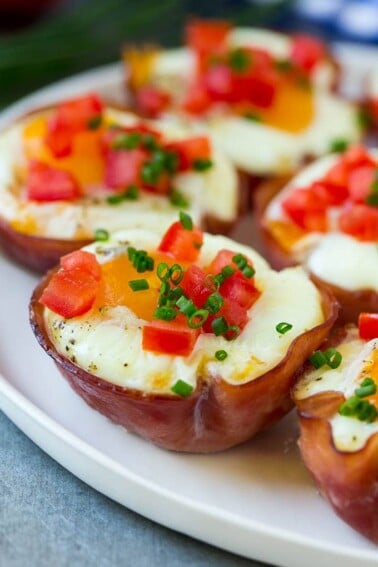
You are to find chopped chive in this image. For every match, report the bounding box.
[338,396,362,417]
[157,262,170,281]
[127,246,136,260]
[153,306,177,321]
[366,193,378,207]
[141,161,161,185]
[106,194,124,205]
[87,114,102,130]
[228,48,251,72]
[128,279,149,292]
[111,132,141,150]
[225,325,240,340]
[221,265,235,278]
[169,264,184,285]
[212,316,229,336]
[232,253,247,270]
[324,348,342,369]
[169,189,189,208]
[243,112,262,122]
[179,211,193,230]
[242,265,255,278]
[192,158,213,172]
[94,228,109,242]
[329,138,349,153]
[215,349,228,361]
[204,274,218,291]
[142,133,159,151]
[123,185,139,200]
[188,309,209,329]
[357,402,377,422]
[355,377,376,398]
[275,322,293,335]
[176,296,196,317]
[204,292,224,314]
[275,59,293,72]
[171,379,193,397]
[128,247,154,272]
[309,350,327,369]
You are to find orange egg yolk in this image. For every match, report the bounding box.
[92,252,186,322]
[265,219,305,251]
[23,116,105,187]
[362,348,378,409]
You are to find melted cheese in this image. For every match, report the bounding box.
[294,330,378,452]
[265,150,378,292]
[44,230,324,395]
[0,108,238,239]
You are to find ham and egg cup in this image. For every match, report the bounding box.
[124,20,362,188]
[260,145,378,323]
[30,213,337,453]
[293,314,378,542]
[0,93,238,272]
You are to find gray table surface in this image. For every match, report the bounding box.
[0,410,266,567]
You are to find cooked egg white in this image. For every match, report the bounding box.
[44,229,325,395]
[265,150,378,292]
[294,328,378,452]
[0,108,238,240]
[148,28,361,175]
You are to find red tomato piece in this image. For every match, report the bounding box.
[46,93,103,157]
[358,312,378,340]
[281,187,328,232]
[142,319,200,356]
[203,64,234,102]
[181,264,211,307]
[348,165,377,203]
[167,136,211,171]
[26,161,81,202]
[104,148,147,190]
[343,145,376,169]
[185,19,230,55]
[135,86,171,118]
[323,160,349,190]
[40,269,100,319]
[339,204,378,241]
[311,181,349,206]
[232,67,278,108]
[220,272,260,311]
[158,221,203,262]
[181,83,212,115]
[207,249,236,274]
[290,34,326,73]
[60,250,102,281]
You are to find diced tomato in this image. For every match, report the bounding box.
[339,204,378,241]
[181,83,212,115]
[142,319,200,356]
[207,249,237,274]
[343,145,376,169]
[348,165,377,203]
[102,124,162,153]
[167,136,211,171]
[290,34,326,73]
[60,250,102,281]
[158,221,203,262]
[185,19,230,55]
[181,264,211,307]
[46,93,103,157]
[40,269,100,319]
[142,171,171,194]
[281,187,328,232]
[26,161,81,202]
[358,312,378,341]
[203,64,234,102]
[231,67,278,108]
[135,86,171,118]
[311,181,349,206]
[220,272,260,311]
[104,148,147,190]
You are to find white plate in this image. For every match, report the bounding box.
[1,55,378,567]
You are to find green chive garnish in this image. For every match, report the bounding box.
[354,377,376,398]
[176,296,196,317]
[179,211,193,230]
[324,348,342,369]
[111,132,141,150]
[157,263,170,281]
[169,189,189,208]
[127,247,154,273]
[243,112,262,122]
[275,322,293,335]
[129,279,149,292]
[338,397,377,423]
[87,115,102,130]
[228,48,251,72]
[171,379,193,397]
[192,158,213,172]
[329,138,349,153]
[142,133,159,151]
[169,264,184,285]
[123,185,139,200]
[204,292,224,314]
[212,316,229,336]
[188,309,209,329]
[232,253,247,269]
[226,325,240,340]
[215,350,228,361]
[94,228,109,242]
[275,59,293,72]
[242,265,255,278]
[309,350,327,369]
[153,306,177,321]
[106,194,124,205]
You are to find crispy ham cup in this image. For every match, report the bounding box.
[0,93,240,272]
[259,145,378,323]
[293,316,378,542]
[123,21,361,196]
[30,216,338,453]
